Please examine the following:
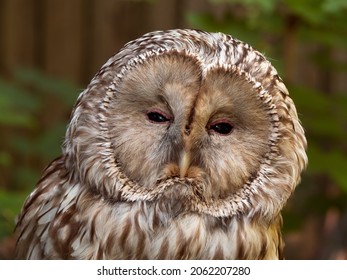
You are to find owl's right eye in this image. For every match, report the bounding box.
[147,110,171,123]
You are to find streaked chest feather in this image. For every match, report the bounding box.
[18,183,282,260]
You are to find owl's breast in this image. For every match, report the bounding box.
[101,192,283,259]
[18,176,282,260]
[143,201,283,259]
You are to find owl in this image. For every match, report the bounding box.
[15,29,307,259]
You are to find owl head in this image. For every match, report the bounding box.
[63,29,307,222]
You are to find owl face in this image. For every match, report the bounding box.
[106,51,271,199]
[66,29,307,219]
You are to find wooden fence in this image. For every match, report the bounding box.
[1,0,346,91]
[0,0,197,85]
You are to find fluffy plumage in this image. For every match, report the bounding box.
[15,29,307,259]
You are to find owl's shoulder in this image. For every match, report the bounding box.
[15,156,71,259]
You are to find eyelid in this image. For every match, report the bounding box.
[208,118,233,128]
[146,109,173,120]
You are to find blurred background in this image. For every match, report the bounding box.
[0,0,347,259]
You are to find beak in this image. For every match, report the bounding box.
[179,150,191,178]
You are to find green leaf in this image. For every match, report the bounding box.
[285,0,326,25]
[209,0,277,13]
[0,152,12,167]
[0,79,40,128]
[0,190,28,239]
[307,143,347,193]
[0,80,40,112]
[34,122,66,160]
[0,111,36,128]
[14,68,80,106]
[11,167,40,192]
[322,0,347,13]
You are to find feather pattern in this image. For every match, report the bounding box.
[15,29,307,259]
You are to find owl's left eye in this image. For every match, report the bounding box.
[147,110,171,123]
[208,120,234,135]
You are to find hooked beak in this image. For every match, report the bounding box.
[179,150,191,178]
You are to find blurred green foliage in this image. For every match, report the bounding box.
[0,69,79,239]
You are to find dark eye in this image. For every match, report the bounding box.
[147,110,170,123]
[208,120,233,135]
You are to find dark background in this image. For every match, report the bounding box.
[1,0,347,259]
